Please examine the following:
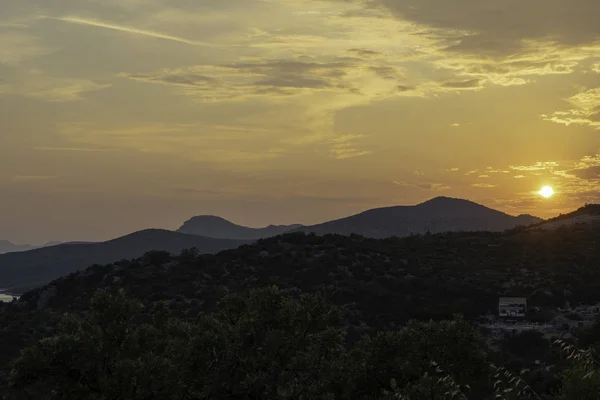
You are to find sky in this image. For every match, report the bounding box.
[1,0,600,244]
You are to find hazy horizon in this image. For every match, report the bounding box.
[0,196,581,245]
[2,0,600,243]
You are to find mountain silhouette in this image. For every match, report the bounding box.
[0,240,68,255]
[177,215,303,240]
[532,203,600,230]
[0,229,249,294]
[292,196,542,238]
[0,197,543,293]
[0,241,36,255]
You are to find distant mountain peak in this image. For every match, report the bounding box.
[293,197,543,238]
[418,196,479,206]
[0,229,249,294]
[0,240,37,255]
[182,215,238,226]
[177,216,303,240]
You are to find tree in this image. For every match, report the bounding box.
[8,289,186,400]
[8,287,346,400]
[8,288,493,400]
[343,316,486,399]
[554,341,600,400]
[181,286,345,399]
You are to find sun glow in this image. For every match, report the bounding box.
[539,186,555,198]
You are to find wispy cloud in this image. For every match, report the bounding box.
[393,181,451,191]
[0,69,110,102]
[329,134,372,159]
[543,88,600,130]
[49,16,221,47]
[35,146,123,152]
[510,162,559,171]
[0,32,54,65]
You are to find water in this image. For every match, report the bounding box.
[0,293,18,302]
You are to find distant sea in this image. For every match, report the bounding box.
[0,292,18,302]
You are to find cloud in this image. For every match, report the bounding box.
[0,69,110,102]
[393,181,451,191]
[510,162,559,171]
[441,78,482,89]
[484,154,600,208]
[120,58,408,100]
[346,48,383,58]
[561,154,600,181]
[48,16,221,47]
[119,54,418,149]
[485,168,511,174]
[471,183,496,188]
[544,88,600,130]
[0,32,54,65]
[324,0,600,89]
[571,165,600,180]
[376,0,600,55]
[34,146,123,152]
[328,134,372,159]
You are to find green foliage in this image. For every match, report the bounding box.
[345,316,486,399]
[9,289,186,399]
[184,286,346,399]
[6,288,491,400]
[554,364,600,400]
[501,331,550,361]
[553,340,600,400]
[7,288,346,399]
[6,221,600,399]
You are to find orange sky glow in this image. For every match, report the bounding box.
[1,0,600,243]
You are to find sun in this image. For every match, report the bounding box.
[538,186,555,198]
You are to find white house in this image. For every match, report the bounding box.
[499,297,527,318]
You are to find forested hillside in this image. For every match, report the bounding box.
[3,221,600,398]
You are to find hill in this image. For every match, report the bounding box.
[177,215,303,239]
[12,220,600,322]
[528,204,600,231]
[293,196,542,238]
[2,220,600,398]
[0,241,36,255]
[0,229,249,295]
[0,240,67,255]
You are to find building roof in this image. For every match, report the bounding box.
[499,297,527,302]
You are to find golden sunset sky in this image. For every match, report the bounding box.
[1,0,600,243]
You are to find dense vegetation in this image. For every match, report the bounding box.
[3,220,600,398]
[3,288,600,399]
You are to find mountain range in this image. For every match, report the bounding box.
[292,197,541,238]
[0,196,545,295]
[0,230,249,295]
[0,240,64,255]
[177,216,303,239]
[177,197,541,240]
[0,241,35,255]
[2,201,600,398]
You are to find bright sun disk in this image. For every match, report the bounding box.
[539,186,555,198]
